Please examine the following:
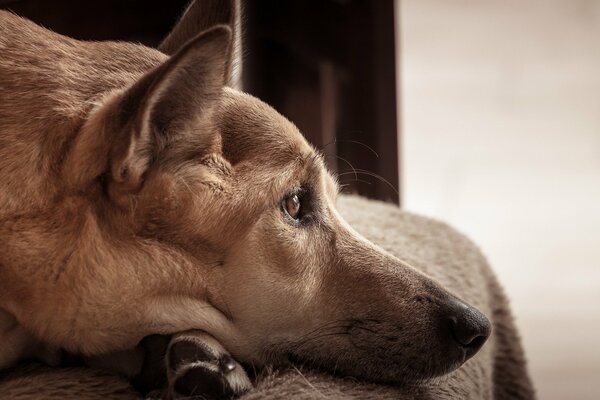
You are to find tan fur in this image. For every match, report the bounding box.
[0,5,505,394]
[0,195,535,399]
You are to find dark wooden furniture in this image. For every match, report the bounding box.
[243,0,399,203]
[0,0,400,203]
[0,0,188,45]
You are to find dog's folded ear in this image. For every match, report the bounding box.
[64,26,232,200]
[159,0,239,87]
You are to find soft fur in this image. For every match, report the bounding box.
[0,3,534,398]
[0,195,534,399]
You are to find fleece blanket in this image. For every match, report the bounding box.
[0,195,535,399]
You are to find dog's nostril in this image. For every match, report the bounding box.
[446,300,492,355]
[448,316,489,348]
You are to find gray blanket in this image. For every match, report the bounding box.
[0,195,535,399]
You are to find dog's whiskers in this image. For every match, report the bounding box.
[318,138,379,159]
[337,170,398,196]
[291,365,326,398]
[338,139,379,158]
[324,154,357,181]
[339,178,372,188]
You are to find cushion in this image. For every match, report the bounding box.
[0,195,535,399]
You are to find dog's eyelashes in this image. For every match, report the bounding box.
[283,193,301,221]
[280,188,317,225]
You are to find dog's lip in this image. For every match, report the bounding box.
[458,346,468,363]
[283,348,456,385]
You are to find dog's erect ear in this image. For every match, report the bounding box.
[109,25,231,194]
[159,0,240,87]
[65,26,231,196]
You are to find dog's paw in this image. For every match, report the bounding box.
[166,331,252,399]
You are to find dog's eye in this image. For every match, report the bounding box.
[283,193,301,221]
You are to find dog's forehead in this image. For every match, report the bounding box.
[217,88,313,165]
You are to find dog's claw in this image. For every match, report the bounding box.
[166,331,252,399]
[219,355,237,373]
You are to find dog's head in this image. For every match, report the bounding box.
[58,15,490,384]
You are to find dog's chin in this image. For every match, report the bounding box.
[281,349,466,385]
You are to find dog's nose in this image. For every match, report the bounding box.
[446,299,491,357]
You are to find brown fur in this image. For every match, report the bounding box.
[0,4,532,398]
[0,196,535,399]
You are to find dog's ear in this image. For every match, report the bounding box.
[159,0,240,87]
[109,25,231,195]
[64,26,231,199]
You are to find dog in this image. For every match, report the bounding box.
[0,1,491,398]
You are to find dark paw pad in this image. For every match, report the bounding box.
[174,364,234,399]
[167,332,252,399]
[169,340,216,370]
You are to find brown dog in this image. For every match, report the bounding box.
[0,1,491,398]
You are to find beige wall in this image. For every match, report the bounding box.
[399,1,600,399]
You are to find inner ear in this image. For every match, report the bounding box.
[63,26,232,199]
[112,25,232,194]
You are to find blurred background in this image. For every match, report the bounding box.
[400,2,600,399]
[1,0,598,398]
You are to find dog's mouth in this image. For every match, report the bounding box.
[279,346,459,385]
[260,307,490,385]
[263,335,449,385]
